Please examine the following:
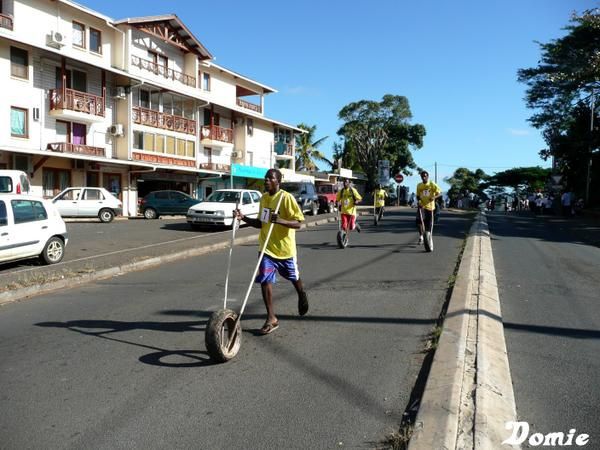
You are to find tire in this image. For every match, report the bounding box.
[311,201,319,216]
[424,231,433,252]
[98,208,115,223]
[337,230,348,249]
[143,208,158,220]
[327,201,335,214]
[40,236,65,265]
[205,309,242,363]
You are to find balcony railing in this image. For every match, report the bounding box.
[200,125,233,144]
[47,142,105,157]
[132,106,196,135]
[131,55,196,88]
[236,98,262,114]
[199,162,231,172]
[49,88,105,117]
[274,141,293,156]
[0,13,13,30]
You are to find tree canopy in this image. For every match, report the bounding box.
[294,123,331,171]
[517,8,600,201]
[337,95,426,189]
[444,168,489,204]
[484,166,552,194]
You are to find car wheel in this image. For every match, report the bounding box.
[143,208,158,220]
[99,208,115,223]
[328,201,335,213]
[311,201,319,216]
[40,236,65,265]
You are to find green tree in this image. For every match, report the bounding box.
[485,166,552,196]
[517,8,600,202]
[444,168,489,205]
[294,123,331,171]
[337,95,426,190]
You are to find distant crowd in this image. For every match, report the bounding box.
[484,190,584,217]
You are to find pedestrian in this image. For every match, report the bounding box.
[373,183,388,221]
[416,170,442,244]
[561,190,573,217]
[233,168,309,335]
[336,178,363,233]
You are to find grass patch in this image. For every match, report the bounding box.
[381,424,413,449]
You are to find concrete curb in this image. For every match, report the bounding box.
[409,212,519,449]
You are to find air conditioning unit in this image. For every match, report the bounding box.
[108,124,124,137]
[231,149,244,159]
[46,31,66,49]
[112,87,127,99]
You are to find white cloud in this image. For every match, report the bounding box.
[507,128,530,136]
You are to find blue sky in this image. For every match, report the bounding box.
[82,0,597,191]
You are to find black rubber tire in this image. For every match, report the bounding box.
[40,236,65,264]
[205,309,242,363]
[337,230,348,249]
[424,231,433,252]
[144,208,158,220]
[98,208,115,223]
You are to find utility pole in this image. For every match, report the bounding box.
[586,89,595,205]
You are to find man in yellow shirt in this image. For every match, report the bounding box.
[234,169,308,335]
[416,170,442,245]
[336,178,363,232]
[373,184,388,222]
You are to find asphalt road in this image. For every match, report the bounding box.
[487,211,600,447]
[0,209,473,449]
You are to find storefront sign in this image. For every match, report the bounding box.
[132,152,195,167]
[231,163,268,180]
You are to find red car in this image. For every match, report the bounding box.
[317,183,338,213]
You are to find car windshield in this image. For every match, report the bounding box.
[281,183,301,193]
[318,185,333,194]
[205,191,241,203]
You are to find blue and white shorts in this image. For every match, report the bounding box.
[255,254,300,284]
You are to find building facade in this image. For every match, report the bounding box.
[0,0,301,216]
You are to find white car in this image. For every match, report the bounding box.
[186,189,262,229]
[52,187,122,223]
[0,194,68,265]
[0,170,31,195]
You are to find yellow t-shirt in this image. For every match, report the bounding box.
[258,190,304,259]
[374,189,388,207]
[336,187,362,216]
[417,181,441,211]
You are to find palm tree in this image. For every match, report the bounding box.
[295,123,331,171]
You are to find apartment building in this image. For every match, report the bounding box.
[0,0,301,216]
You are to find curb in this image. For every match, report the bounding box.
[409,212,519,449]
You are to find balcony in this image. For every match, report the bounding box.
[200,125,233,144]
[131,55,196,88]
[132,106,196,135]
[199,162,231,172]
[49,88,105,122]
[274,141,293,157]
[46,142,105,157]
[0,13,13,30]
[236,98,262,114]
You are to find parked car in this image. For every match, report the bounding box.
[280,181,319,216]
[316,183,338,213]
[139,190,200,219]
[52,187,122,223]
[0,170,31,195]
[187,189,262,229]
[0,194,68,265]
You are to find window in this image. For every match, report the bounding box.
[133,130,143,149]
[0,177,13,193]
[202,73,211,91]
[185,140,195,158]
[43,169,70,198]
[246,118,253,137]
[155,192,169,200]
[176,139,185,156]
[10,107,28,138]
[243,192,251,205]
[251,192,261,203]
[72,21,85,48]
[143,133,155,151]
[89,28,101,53]
[155,135,165,153]
[10,47,28,79]
[140,90,150,109]
[11,200,47,224]
[166,136,175,154]
[0,201,7,227]
[83,189,104,200]
[56,121,70,143]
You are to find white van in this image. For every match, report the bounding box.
[0,170,31,195]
